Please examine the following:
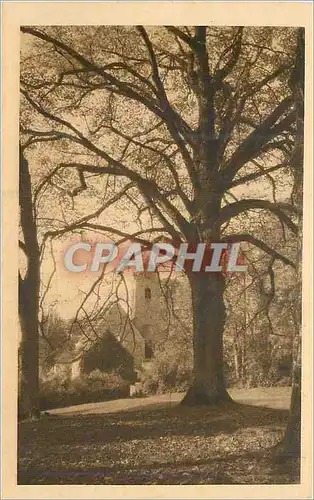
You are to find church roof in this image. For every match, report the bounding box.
[54,301,145,366]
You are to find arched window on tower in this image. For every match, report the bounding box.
[144,287,151,300]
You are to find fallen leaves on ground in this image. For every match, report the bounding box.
[18,402,300,485]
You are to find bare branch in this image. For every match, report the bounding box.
[229,162,288,189]
[214,27,244,87]
[222,233,296,268]
[222,96,294,182]
[218,199,298,234]
[165,27,197,50]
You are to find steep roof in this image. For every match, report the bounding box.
[54,302,145,366]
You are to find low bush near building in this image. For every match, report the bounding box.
[39,369,130,410]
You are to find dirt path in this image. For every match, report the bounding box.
[48,386,292,416]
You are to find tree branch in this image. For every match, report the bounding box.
[21,87,192,238]
[214,27,244,88]
[165,27,197,50]
[222,96,294,182]
[19,240,28,256]
[228,162,288,189]
[218,199,298,234]
[21,26,197,177]
[222,233,296,268]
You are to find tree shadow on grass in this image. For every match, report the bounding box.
[19,401,289,447]
[18,401,300,485]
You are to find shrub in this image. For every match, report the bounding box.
[239,341,293,388]
[39,369,129,410]
[140,340,193,395]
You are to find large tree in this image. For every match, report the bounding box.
[20,25,300,406]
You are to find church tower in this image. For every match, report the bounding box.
[131,272,169,358]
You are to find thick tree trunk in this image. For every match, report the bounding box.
[19,148,40,420]
[180,28,230,406]
[181,272,232,405]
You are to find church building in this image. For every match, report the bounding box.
[51,271,181,379]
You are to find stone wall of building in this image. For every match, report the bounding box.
[132,273,172,347]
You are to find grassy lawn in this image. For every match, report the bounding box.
[18,388,300,485]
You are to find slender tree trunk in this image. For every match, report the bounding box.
[234,342,240,382]
[181,272,232,405]
[19,277,40,419]
[19,148,40,419]
[277,338,301,458]
[275,242,302,459]
[274,28,304,460]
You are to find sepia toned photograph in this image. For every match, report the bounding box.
[12,12,309,491]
